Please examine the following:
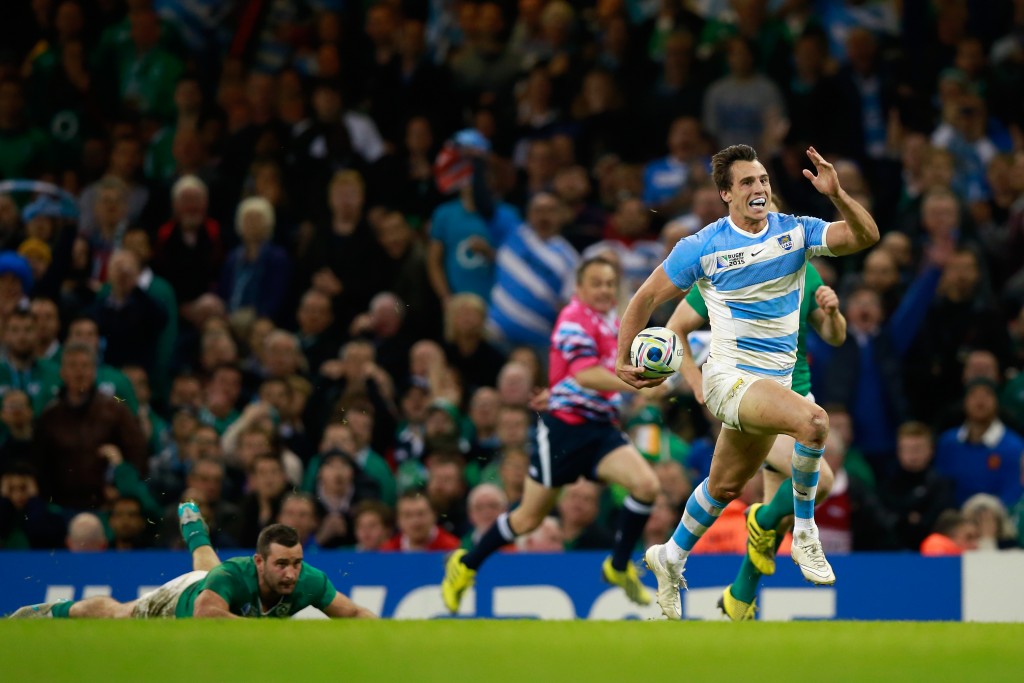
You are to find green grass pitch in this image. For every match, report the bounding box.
[4,620,1023,682]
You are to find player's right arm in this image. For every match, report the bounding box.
[192,589,239,619]
[323,591,377,619]
[665,298,708,404]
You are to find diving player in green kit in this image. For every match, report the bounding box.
[10,502,375,619]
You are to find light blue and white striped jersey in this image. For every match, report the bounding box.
[489,224,580,348]
[663,212,833,377]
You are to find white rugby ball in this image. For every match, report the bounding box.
[630,326,684,379]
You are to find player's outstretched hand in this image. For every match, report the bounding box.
[815,285,840,315]
[802,146,841,198]
[616,364,668,390]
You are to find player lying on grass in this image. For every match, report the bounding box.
[666,259,845,620]
[10,502,375,619]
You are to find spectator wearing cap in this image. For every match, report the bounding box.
[219,196,290,321]
[427,129,521,305]
[35,341,147,511]
[934,378,1024,509]
[17,238,52,293]
[0,251,33,321]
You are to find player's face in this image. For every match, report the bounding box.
[576,263,618,313]
[257,543,304,596]
[722,160,771,227]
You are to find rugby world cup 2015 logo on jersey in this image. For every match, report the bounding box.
[716,251,746,269]
[777,234,793,251]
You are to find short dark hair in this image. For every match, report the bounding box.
[257,523,301,557]
[711,144,759,191]
[112,495,143,514]
[352,500,394,529]
[5,309,33,325]
[397,488,432,509]
[281,491,320,518]
[576,256,619,285]
[933,510,967,538]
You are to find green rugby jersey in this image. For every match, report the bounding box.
[175,556,336,618]
[684,263,824,397]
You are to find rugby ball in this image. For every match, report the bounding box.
[630,327,684,379]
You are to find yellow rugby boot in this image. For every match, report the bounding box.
[601,556,652,606]
[717,587,757,621]
[441,549,476,614]
[745,503,777,575]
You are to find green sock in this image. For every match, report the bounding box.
[754,477,795,530]
[182,521,211,554]
[730,555,761,604]
[51,601,74,618]
[730,530,787,604]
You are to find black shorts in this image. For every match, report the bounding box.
[529,412,631,489]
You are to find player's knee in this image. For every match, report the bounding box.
[798,406,829,447]
[510,508,544,535]
[706,481,742,504]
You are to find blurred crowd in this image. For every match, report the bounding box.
[1,0,1024,557]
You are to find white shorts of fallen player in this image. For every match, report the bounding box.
[702,359,795,431]
[132,570,208,618]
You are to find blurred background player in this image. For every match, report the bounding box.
[442,257,662,612]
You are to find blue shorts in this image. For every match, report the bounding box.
[529,412,631,489]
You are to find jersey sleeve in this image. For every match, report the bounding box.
[799,216,834,257]
[553,318,600,375]
[201,562,246,608]
[684,285,709,319]
[805,262,824,313]
[662,233,705,290]
[299,564,338,611]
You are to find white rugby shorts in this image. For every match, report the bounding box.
[132,570,208,618]
[702,360,792,431]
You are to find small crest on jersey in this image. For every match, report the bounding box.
[777,234,793,251]
[716,252,745,268]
